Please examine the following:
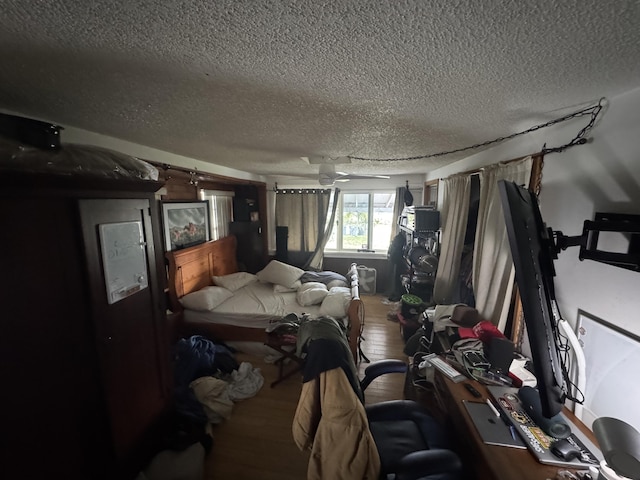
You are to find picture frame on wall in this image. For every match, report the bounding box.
[162,201,211,251]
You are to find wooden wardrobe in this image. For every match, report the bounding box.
[0,172,172,479]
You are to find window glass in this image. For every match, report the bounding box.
[324,190,396,252]
[371,192,396,250]
[342,193,369,250]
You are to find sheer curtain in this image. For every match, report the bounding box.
[473,156,532,329]
[389,186,406,240]
[200,189,234,240]
[306,188,339,270]
[275,188,333,269]
[432,174,471,304]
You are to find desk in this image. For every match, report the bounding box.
[432,372,598,480]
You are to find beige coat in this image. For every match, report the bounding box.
[292,367,381,480]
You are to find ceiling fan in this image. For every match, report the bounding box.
[315,162,390,186]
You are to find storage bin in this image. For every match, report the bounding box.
[401,293,424,318]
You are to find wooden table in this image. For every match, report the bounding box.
[431,371,599,480]
[264,333,304,388]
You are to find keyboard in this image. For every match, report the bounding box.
[425,354,466,383]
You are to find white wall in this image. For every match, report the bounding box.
[540,90,640,338]
[427,88,640,428]
[427,88,640,337]
[61,124,264,183]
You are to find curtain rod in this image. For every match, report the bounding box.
[443,152,544,180]
[275,188,332,194]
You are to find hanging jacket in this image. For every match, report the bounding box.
[292,367,380,480]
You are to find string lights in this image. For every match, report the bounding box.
[348,98,605,162]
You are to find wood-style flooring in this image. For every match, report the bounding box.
[203,294,407,479]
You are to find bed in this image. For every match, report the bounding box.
[165,235,364,361]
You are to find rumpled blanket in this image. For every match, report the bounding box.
[227,362,264,401]
[190,377,233,424]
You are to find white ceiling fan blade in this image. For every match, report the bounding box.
[316,162,388,185]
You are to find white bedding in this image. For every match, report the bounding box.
[182,280,324,328]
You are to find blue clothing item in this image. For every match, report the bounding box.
[173,335,239,422]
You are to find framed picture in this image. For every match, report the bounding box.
[162,201,211,251]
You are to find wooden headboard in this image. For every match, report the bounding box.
[165,235,238,312]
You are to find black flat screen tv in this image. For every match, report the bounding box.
[498,180,566,419]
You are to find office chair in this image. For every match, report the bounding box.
[294,337,462,480]
[361,359,462,480]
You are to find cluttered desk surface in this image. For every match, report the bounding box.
[432,369,600,480]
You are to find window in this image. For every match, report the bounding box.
[325,190,396,252]
[199,189,234,240]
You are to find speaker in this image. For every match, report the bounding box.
[485,337,514,373]
[518,386,571,439]
[275,226,288,263]
[233,197,251,221]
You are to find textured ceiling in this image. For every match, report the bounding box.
[1,0,639,180]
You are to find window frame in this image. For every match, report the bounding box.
[424,179,439,209]
[325,189,396,254]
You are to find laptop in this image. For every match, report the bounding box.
[486,386,603,468]
[463,400,526,448]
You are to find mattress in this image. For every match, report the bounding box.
[182,280,324,328]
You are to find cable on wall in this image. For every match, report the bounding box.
[349,98,605,162]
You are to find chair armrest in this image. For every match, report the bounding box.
[360,359,407,390]
[394,449,462,480]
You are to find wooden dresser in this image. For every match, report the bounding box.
[0,173,172,479]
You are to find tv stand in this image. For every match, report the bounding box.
[517,386,572,439]
[551,212,640,272]
[427,370,601,480]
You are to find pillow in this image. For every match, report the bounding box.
[300,270,349,286]
[296,286,329,307]
[319,286,352,318]
[273,280,301,293]
[298,281,327,293]
[179,286,233,311]
[212,272,257,292]
[256,260,304,289]
[327,278,348,290]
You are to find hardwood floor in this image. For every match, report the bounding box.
[203,294,408,479]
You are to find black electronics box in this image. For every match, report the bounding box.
[414,207,440,232]
[0,113,61,150]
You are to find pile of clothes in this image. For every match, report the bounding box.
[173,335,264,424]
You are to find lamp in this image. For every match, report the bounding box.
[593,417,640,480]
